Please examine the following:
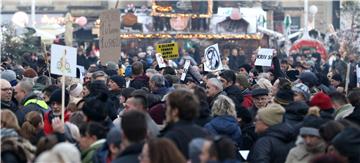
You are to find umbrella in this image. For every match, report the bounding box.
[290,39,327,60]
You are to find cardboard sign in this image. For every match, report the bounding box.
[181,60,191,81]
[50,44,77,77]
[204,44,223,72]
[155,53,167,68]
[156,42,179,60]
[99,9,121,64]
[254,48,274,67]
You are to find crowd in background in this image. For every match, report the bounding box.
[1,40,360,163]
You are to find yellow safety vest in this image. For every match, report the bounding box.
[24,99,49,110]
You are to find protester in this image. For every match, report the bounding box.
[249,88,270,119]
[80,122,107,163]
[330,92,354,120]
[206,78,225,108]
[1,79,17,112]
[20,111,45,145]
[130,61,149,89]
[330,127,360,163]
[139,138,186,163]
[219,70,244,109]
[93,127,123,163]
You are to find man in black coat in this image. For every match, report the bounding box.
[219,70,244,108]
[248,103,296,163]
[160,89,208,159]
[346,88,360,126]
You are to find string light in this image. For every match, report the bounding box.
[119,33,262,40]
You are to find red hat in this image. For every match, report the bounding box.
[310,92,332,110]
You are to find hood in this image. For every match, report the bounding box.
[266,123,296,142]
[285,101,308,118]
[209,116,239,135]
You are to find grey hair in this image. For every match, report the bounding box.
[150,74,165,87]
[18,80,34,94]
[146,68,158,75]
[211,95,236,117]
[207,78,223,91]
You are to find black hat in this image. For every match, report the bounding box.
[49,89,70,106]
[121,87,136,99]
[251,88,269,97]
[286,70,299,82]
[110,75,126,88]
[274,87,294,106]
[299,72,319,87]
[331,74,342,82]
[331,128,360,161]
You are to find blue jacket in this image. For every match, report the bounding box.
[205,115,242,147]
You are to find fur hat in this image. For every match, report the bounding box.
[257,103,285,126]
[49,89,70,107]
[310,92,332,110]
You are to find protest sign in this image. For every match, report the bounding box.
[254,48,274,67]
[99,9,121,64]
[204,43,223,72]
[181,60,191,81]
[155,53,167,68]
[156,42,179,60]
[50,44,77,77]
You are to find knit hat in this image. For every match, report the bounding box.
[299,72,318,87]
[274,87,294,106]
[189,138,206,163]
[110,75,126,88]
[0,70,17,86]
[331,128,360,161]
[257,103,285,126]
[251,88,269,97]
[106,61,118,71]
[68,83,83,98]
[23,68,38,78]
[310,92,332,110]
[286,69,299,82]
[300,116,326,137]
[106,127,122,146]
[292,83,311,101]
[331,74,342,82]
[49,89,70,107]
[236,74,250,88]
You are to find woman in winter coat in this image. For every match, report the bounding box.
[204,95,242,147]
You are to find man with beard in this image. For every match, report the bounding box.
[285,116,327,163]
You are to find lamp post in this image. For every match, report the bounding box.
[309,5,318,29]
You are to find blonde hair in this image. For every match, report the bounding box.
[1,109,20,131]
[257,78,272,94]
[211,95,237,117]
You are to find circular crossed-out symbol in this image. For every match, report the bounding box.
[206,47,220,70]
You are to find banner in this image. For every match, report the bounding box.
[254,48,274,67]
[204,44,223,72]
[50,44,77,77]
[99,9,121,64]
[156,42,179,60]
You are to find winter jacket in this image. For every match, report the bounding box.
[17,93,49,125]
[161,120,208,159]
[130,75,149,89]
[81,139,106,163]
[248,123,296,163]
[93,142,111,163]
[284,101,309,132]
[111,142,144,163]
[249,106,259,120]
[241,90,253,109]
[319,109,335,121]
[346,105,360,126]
[285,143,326,163]
[149,102,166,125]
[43,110,71,135]
[194,100,211,127]
[152,87,170,99]
[224,85,244,109]
[334,104,354,120]
[205,115,242,147]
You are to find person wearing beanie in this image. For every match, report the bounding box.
[284,101,309,129]
[249,88,270,119]
[299,72,319,93]
[331,127,360,163]
[292,83,311,102]
[310,92,335,120]
[43,88,71,135]
[235,74,253,109]
[274,84,294,107]
[285,116,327,163]
[93,127,122,163]
[249,103,296,163]
[330,74,342,88]
[1,69,17,86]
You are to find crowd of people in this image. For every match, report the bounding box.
[1,41,360,163]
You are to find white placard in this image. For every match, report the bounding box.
[239,150,250,160]
[254,48,274,67]
[181,60,191,81]
[76,65,85,82]
[357,65,360,87]
[204,43,223,72]
[50,44,77,77]
[155,53,167,68]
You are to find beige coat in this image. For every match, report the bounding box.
[285,144,323,163]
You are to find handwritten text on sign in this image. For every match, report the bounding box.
[99,9,121,63]
[254,48,274,67]
[156,43,179,60]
